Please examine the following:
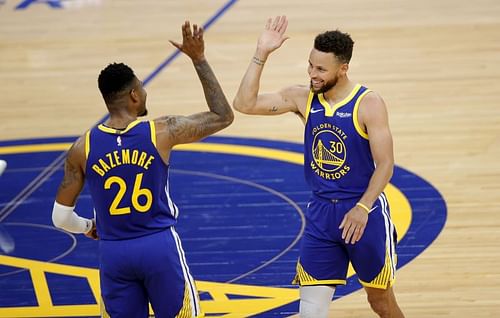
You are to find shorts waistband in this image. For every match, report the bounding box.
[312,193,361,204]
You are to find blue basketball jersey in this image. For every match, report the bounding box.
[304,84,374,200]
[85,120,177,240]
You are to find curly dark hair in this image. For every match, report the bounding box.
[98,63,136,104]
[314,30,354,64]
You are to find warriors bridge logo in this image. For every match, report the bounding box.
[310,123,350,180]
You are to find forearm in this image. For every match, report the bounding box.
[52,201,92,234]
[359,161,394,208]
[233,49,269,112]
[193,59,233,125]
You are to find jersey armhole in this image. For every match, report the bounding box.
[149,121,157,148]
[84,130,91,159]
[304,90,315,122]
[353,90,372,140]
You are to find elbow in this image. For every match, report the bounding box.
[223,110,234,127]
[217,106,234,129]
[232,97,254,114]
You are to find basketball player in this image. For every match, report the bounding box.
[233,16,404,318]
[52,21,233,318]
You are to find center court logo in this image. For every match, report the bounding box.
[310,123,350,180]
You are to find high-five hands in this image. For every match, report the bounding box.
[169,21,206,63]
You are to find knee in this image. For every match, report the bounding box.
[299,298,329,318]
[367,293,390,317]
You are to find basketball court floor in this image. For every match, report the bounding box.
[0,0,499,317]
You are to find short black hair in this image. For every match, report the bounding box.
[98,63,136,104]
[314,30,354,64]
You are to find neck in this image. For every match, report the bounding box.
[323,77,354,102]
[105,113,138,130]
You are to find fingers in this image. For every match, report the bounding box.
[271,16,279,30]
[339,211,367,244]
[265,17,272,30]
[183,20,192,38]
[193,24,198,37]
[277,16,288,33]
[268,15,287,31]
[198,26,204,40]
[193,24,204,39]
[180,21,203,40]
[342,222,365,244]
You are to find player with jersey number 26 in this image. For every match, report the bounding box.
[52,21,233,318]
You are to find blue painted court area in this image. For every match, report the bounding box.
[0,135,446,317]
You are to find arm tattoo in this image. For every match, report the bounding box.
[163,113,219,143]
[270,106,279,112]
[193,60,232,122]
[59,158,82,191]
[252,56,266,66]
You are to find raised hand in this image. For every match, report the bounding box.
[169,21,205,63]
[257,16,290,55]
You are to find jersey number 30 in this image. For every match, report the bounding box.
[104,173,153,215]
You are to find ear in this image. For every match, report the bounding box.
[129,89,139,102]
[340,63,349,75]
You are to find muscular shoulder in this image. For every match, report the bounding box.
[280,85,310,114]
[66,134,86,170]
[152,116,174,143]
[358,91,389,125]
[152,116,190,149]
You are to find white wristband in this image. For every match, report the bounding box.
[52,201,92,234]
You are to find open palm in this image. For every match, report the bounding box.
[257,16,289,54]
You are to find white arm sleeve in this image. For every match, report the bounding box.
[52,201,92,234]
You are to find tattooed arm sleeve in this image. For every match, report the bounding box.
[156,60,234,146]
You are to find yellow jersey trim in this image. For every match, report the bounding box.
[318,83,361,117]
[84,130,90,160]
[292,261,347,286]
[97,120,142,135]
[353,89,372,140]
[359,278,395,290]
[358,248,395,289]
[304,90,315,121]
[175,282,194,318]
[149,121,157,147]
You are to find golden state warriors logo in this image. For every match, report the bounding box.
[311,123,350,180]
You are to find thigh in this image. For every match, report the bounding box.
[348,194,397,289]
[99,241,149,318]
[142,228,202,318]
[294,198,349,286]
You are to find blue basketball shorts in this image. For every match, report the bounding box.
[99,227,203,318]
[293,193,398,289]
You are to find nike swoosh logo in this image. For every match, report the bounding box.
[310,108,324,113]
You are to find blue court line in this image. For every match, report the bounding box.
[174,169,306,284]
[0,0,239,222]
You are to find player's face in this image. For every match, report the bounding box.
[308,49,346,94]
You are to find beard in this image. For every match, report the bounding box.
[310,76,338,94]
